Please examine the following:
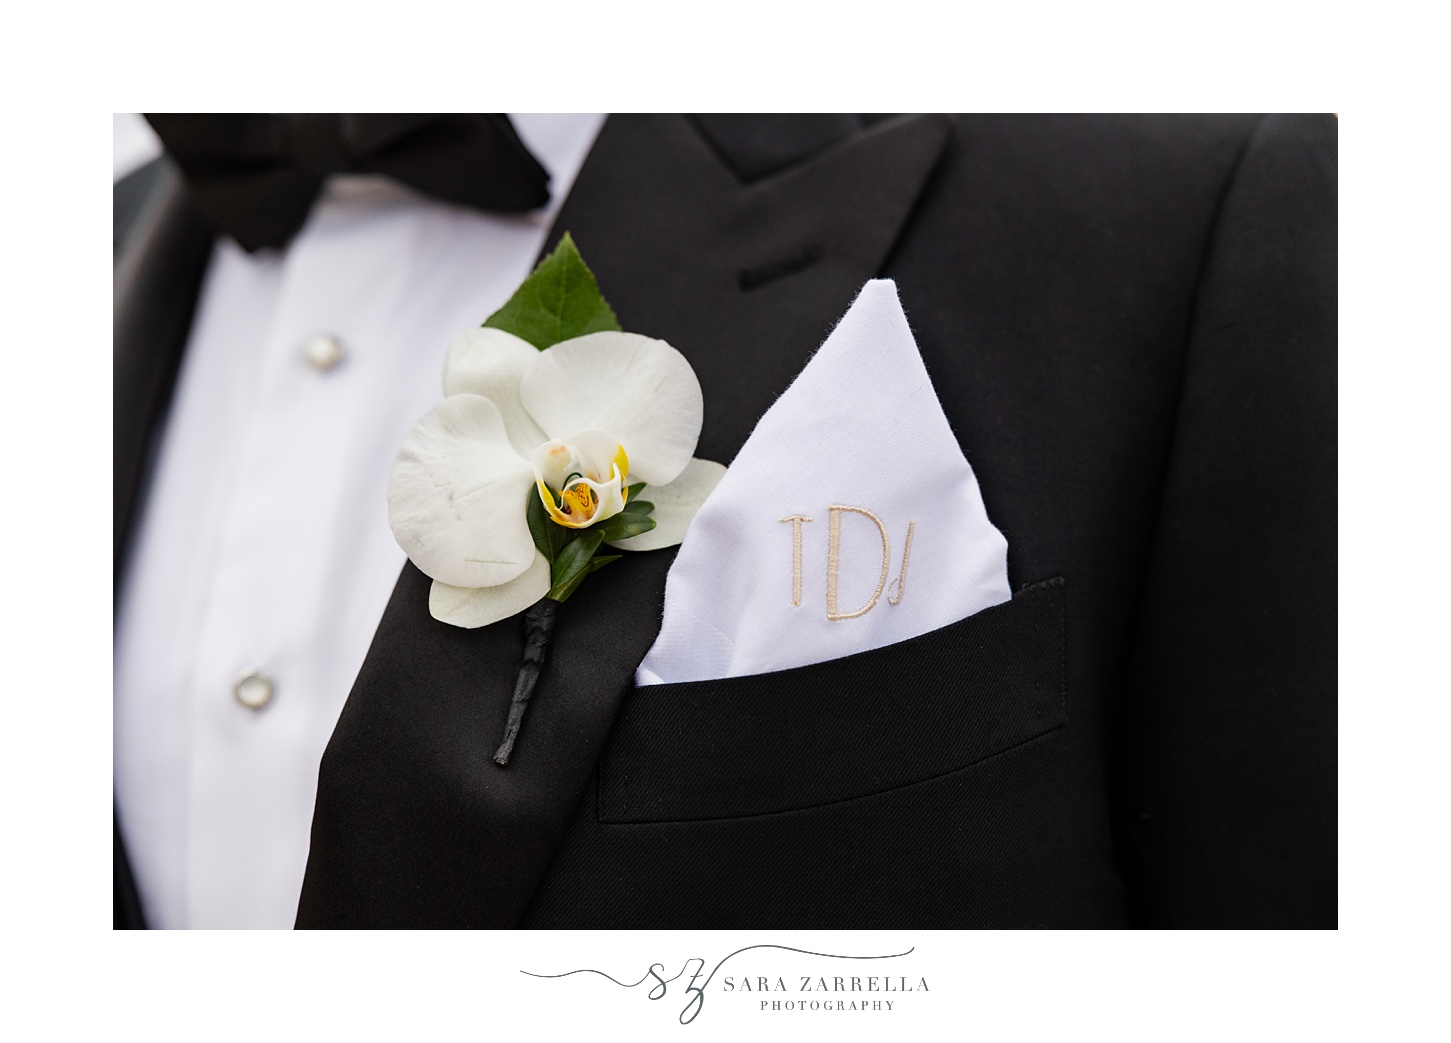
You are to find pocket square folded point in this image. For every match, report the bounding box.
[636,278,1011,686]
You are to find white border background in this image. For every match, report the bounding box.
[2,0,1441,1038]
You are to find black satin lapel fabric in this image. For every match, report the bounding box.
[114,159,215,929]
[114,160,213,585]
[689,113,867,181]
[295,114,952,927]
[114,812,145,929]
[114,160,166,258]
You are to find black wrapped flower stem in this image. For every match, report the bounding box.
[493,481,655,766]
[492,597,559,765]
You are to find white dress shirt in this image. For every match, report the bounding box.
[114,113,604,929]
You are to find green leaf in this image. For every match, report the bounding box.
[624,482,648,503]
[482,232,622,350]
[592,513,657,543]
[525,484,575,563]
[618,498,654,519]
[526,484,553,560]
[549,554,623,604]
[548,530,605,601]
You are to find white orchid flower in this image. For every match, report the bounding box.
[388,328,726,628]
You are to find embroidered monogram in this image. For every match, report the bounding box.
[826,505,891,621]
[779,515,814,607]
[888,521,915,606]
[778,514,816,608]
[784,507,918,619]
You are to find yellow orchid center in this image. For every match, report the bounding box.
[559,480,598,517]
[532,431,630,529]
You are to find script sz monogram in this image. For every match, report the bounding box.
[781,506,916,620]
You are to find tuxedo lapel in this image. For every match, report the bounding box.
[114,160,214,929]
[555,113,953,465]
[296,114,952,927]
[114,160,213,583]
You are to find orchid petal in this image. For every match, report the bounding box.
[428,554,551,628]
[388,394,537,588]
[531,430,629,528]
[441,327,547,458]
[530,429,623,490]
[520,331,702,487]
[609,457,727,552]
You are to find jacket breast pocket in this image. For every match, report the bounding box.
[597,576,1066,823]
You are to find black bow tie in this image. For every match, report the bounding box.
[145,114,552,252]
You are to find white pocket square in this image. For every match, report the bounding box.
[636,278,1011,686]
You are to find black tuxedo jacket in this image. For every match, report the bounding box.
[115,114,1336,930]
